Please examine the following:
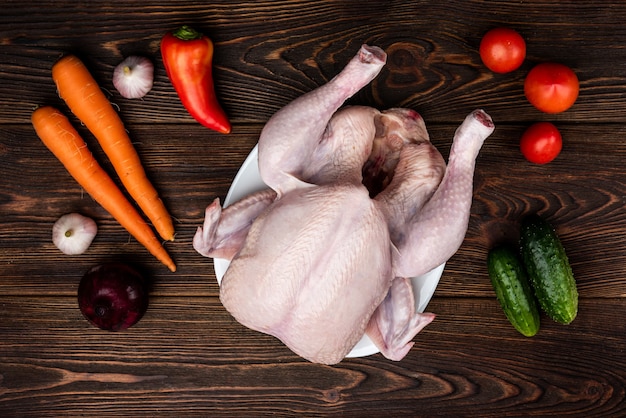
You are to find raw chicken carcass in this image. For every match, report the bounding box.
[193,44,494,364]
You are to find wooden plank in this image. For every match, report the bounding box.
[2,1,626,125]
[0,124,260,296]
[0,296,624,416]
[1,123,624,297]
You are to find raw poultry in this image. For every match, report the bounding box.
[194,45,494,364]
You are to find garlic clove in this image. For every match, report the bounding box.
[112,56,154,99]
[52,213,98,255]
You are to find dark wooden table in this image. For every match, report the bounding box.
[2,1,625,416]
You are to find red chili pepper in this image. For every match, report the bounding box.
[161,25,231,134]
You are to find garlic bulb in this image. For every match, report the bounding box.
[52,213,98,255]
[112,56,154,99]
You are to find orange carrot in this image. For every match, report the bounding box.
[51,54,175,242]
[32,106,176,272]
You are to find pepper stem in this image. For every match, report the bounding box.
[172,25,203,41]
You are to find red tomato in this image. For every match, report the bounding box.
[520,122,563,164]
[524,63,579,113]
[479,28,526,73]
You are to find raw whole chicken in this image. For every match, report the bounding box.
[193,44,495,364]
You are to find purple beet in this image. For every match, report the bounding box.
[78,263,149,331]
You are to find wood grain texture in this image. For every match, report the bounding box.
[1,297,624,417]
[2,124,625,298]
[3,0,626,125]
[2,0,626,416]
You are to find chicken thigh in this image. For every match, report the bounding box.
[366,110,494,360]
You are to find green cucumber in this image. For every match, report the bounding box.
[520,215,578,325]
[488,245,540,337]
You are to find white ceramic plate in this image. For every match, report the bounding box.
[213,145,444,358]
